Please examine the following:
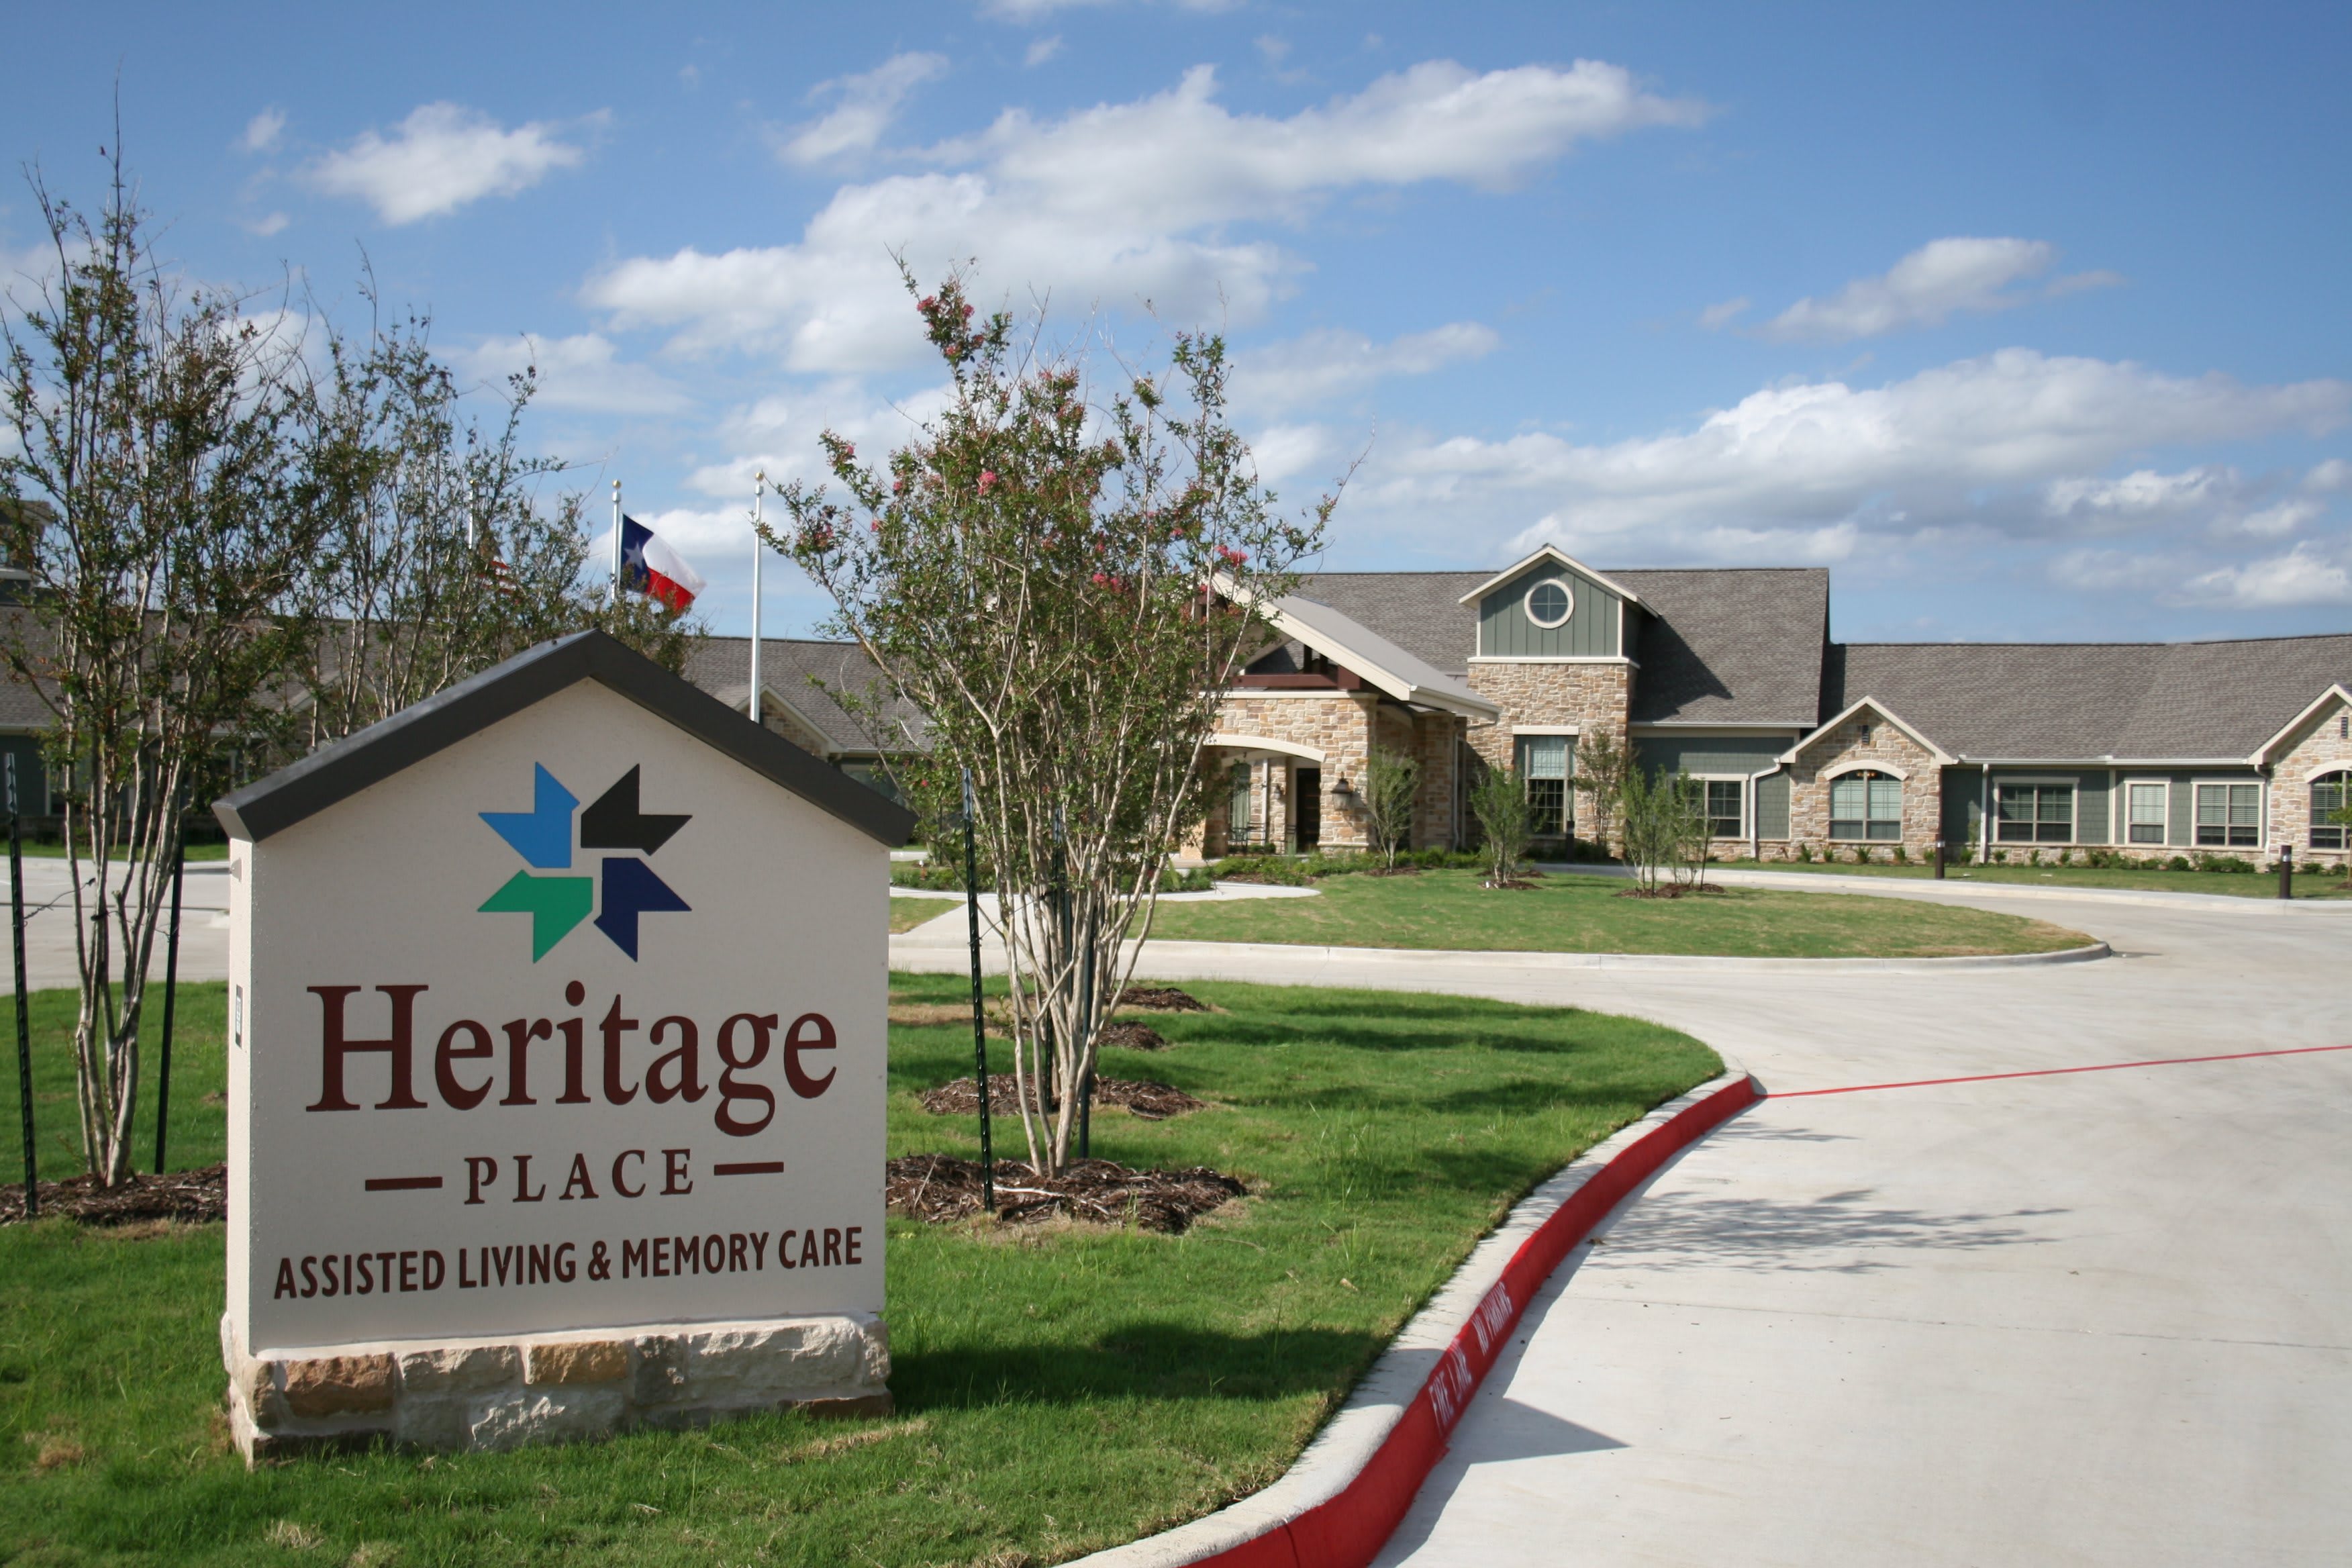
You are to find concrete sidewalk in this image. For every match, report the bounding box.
[1009,877,2350,1566]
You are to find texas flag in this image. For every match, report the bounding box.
[618,515,706,613]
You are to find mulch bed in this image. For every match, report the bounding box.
[918,1076,1203,1120]
[885,1154,1244,1232]
[1118,986,1208,1013]
[1098,1020,1170,1051]
[0,1164,226,1226]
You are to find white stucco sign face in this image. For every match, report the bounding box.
[223,666,901,1357]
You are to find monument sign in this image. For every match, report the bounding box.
[215,632,914,1459]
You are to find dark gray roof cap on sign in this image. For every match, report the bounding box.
[214,630,916,846]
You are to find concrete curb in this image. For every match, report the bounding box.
[1533,862,2352,915]
[1114,937,2112,976]
[891,934,2112,975]
[1065,1067,1763,1568]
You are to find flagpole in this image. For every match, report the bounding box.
[609,479,623,606]
[749,472,766,727]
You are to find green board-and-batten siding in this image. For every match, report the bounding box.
[1756,772,1791,839]
[1629,736,1794,840]
[1477,566,1621,658]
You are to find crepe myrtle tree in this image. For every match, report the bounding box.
[771,266,1333,1174]
[295,290,695,747]
[0,154,326,1184]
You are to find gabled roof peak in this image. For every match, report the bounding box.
[1456,544,1645,606]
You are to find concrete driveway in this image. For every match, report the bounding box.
[899,876,2352,1566]
[1,856,231,992]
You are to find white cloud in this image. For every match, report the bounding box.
[245,211,290,238]
[2043,466,2235,528]
[1233,322,1498,411]
[780,53,950,168]
[981,0,1104,17]
[585,58,1708,370]
[1755,238,2118,343]
[2226,497,2323,538]
[465,333,689,415]
[305,103,595,224]
[1696,296,1748,330]
[2305,458,2352,492]
[1331,349,2348,562]
[1026,36,1065,66]
[2181,542,2352,607]
[240,109,286,153]
[2049,547,2197,594]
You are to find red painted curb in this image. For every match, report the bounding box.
[1180,1071,1762,1568]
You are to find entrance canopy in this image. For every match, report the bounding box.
[1206,732,1326,765]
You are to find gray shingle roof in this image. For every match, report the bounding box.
[1612,568,1828,727]
[683,636,928,756]
[1273,592,1500,718]
[1299,567,1830,728]
[1831,634,2352,760]
[1293,573,1486,673]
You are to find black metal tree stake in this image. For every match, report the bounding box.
[962,769,994,1215]
[153,807,186,1175]
[8,755,35,1219]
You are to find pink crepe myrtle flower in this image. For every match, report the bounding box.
[979,470,999,494]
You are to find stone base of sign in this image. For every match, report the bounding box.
[222,1312,891,1465]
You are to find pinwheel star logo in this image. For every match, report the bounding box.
[477,765,691,961]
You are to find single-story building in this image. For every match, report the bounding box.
[1189,545,2352,867]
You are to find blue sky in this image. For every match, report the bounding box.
[5,1,2348,646]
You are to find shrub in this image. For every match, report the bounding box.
[1892,844,1908,865]
[1796,841,1814,863]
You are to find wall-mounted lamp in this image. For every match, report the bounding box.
[1331,776,1363,810]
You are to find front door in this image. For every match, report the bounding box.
[1293,766,1321,850]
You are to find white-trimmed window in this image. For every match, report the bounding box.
[1829,770,1902,841]
[1517,734,1570,836]
[2308,772,2349,850]
[1704,779,1744,840]
[1523,578,1573,629]
[2126,781,2168,845]
[2194,782,2261,848]
[1996,783,2073,844]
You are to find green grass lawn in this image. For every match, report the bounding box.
[889,895,954,933]
[11,841,233,861]
[1697,856,2352,900]
[1146,867,2092,958]
[0,974,1716,1567]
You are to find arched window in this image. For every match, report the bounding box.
[1829,770,1902,841]
[2313,771,2351,850]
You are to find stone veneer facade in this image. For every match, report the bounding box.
[1195,693,1471,856]
[2269,691,2352,867]
[1785,706,1943,856]
[224,1312,891,1462]
[1466,660,1632,844]
[1208,693,1377,852]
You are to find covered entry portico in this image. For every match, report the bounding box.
[1198,732,1326,857]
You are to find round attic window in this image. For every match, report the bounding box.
[1524,578,1573,628]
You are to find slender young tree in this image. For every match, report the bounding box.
[773,266,1331,1174]
[1361,745,1421,869]
[1469,764,1533,887]
[0,156,324,1184]
[1567,728,1631,859]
